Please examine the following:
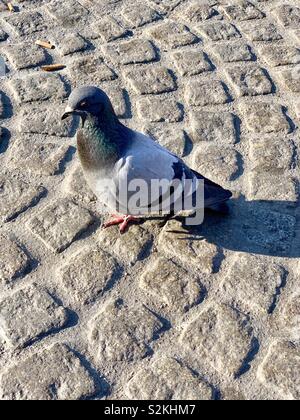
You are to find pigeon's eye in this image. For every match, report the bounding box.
[79,101,88,108]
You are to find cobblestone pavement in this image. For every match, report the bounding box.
[0,0,299,400]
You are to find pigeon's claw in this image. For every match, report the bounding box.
[103,215,125,229]
[103,215,139,234]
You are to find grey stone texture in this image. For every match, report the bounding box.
[0,0,299,401]
[5,43,48,70]
[0,285,69,349]
[88,299,166,362]
[0,177,46,223]
[9,74,68,103]
[147,21,198,50]
[124,66,177,95]
[172,49,213,76]
[0,235,31,289]
[257,341,300,400]
[59,246,121,305]
[126,357,213,400]
[225,66,273,97]
[103,39,157,65]
[0,344,96,400]
[181,304,255,377]
[27,200,94,253]
[185,79,231,106]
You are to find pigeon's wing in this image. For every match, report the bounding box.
[113,131,231,214]
[116,132,179,182]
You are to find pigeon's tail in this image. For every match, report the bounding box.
[192,169,232,213]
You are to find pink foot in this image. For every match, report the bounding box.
[103,215,139,234]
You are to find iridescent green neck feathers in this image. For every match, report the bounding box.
[77,114,119,171]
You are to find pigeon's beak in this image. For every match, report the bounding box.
[61,106,75,121]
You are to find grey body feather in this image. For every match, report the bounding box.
[91,130,232,215]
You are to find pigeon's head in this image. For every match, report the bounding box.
[62,86,115,123]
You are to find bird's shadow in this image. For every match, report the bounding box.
[0,91,13,119]
[0,127,10,154]
[166,196,300,258]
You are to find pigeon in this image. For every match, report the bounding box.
[62,86,232,233]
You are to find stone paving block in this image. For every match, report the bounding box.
[279,67,300,93]
[0,343,96,400]
[221,254,286,314]
[121,2,162,28]
[158,220,219,274]
[27,200,94,253]
[19,103,70,137]
[9,138,71,177]
[198,22,241,42]
[258,341,300,400]
[0,285,68,349]
[105,85,129,118]
[181,304,254,377]
[70,56,117,84]
[0,177,46,223]
[51,32,88,56]
[172,50,213,76]
[273,5,300,29]
[144,124,187,157]
[241,21,283,41]
[221,0,265,21]
[0,235,31,289]
[4,43,48,70]
[189,111,237,144]
[103,39,157,65]
[176,1,219,24]
[249,138,295,173]
[136,96,183,123]
[64,164,96,204]
[148,22,198,50]
[59,246,121,305]
[3,11,48,36]
[46,0,89,26]
[126,357,213,400]
[9,73,68,104]
[242,209,296,254]
[249,173,297,202]
[240,103,291,134]
[213,43,254,63]
[98,224,153,265]
[91,0,124,14]
[193,144,239,183]
[225,66,273,97]
[221,387,246,401]
[88,299,166,362]
[124,66,177,95]
[150,0,181,13]
[258,44,300,67]
[91,16,129,42]
[185,80,231,107]
[279,294,300,340]
[140,257,204,314]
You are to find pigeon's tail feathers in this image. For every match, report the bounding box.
[191,169,232,209]
[205,182,232,204]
